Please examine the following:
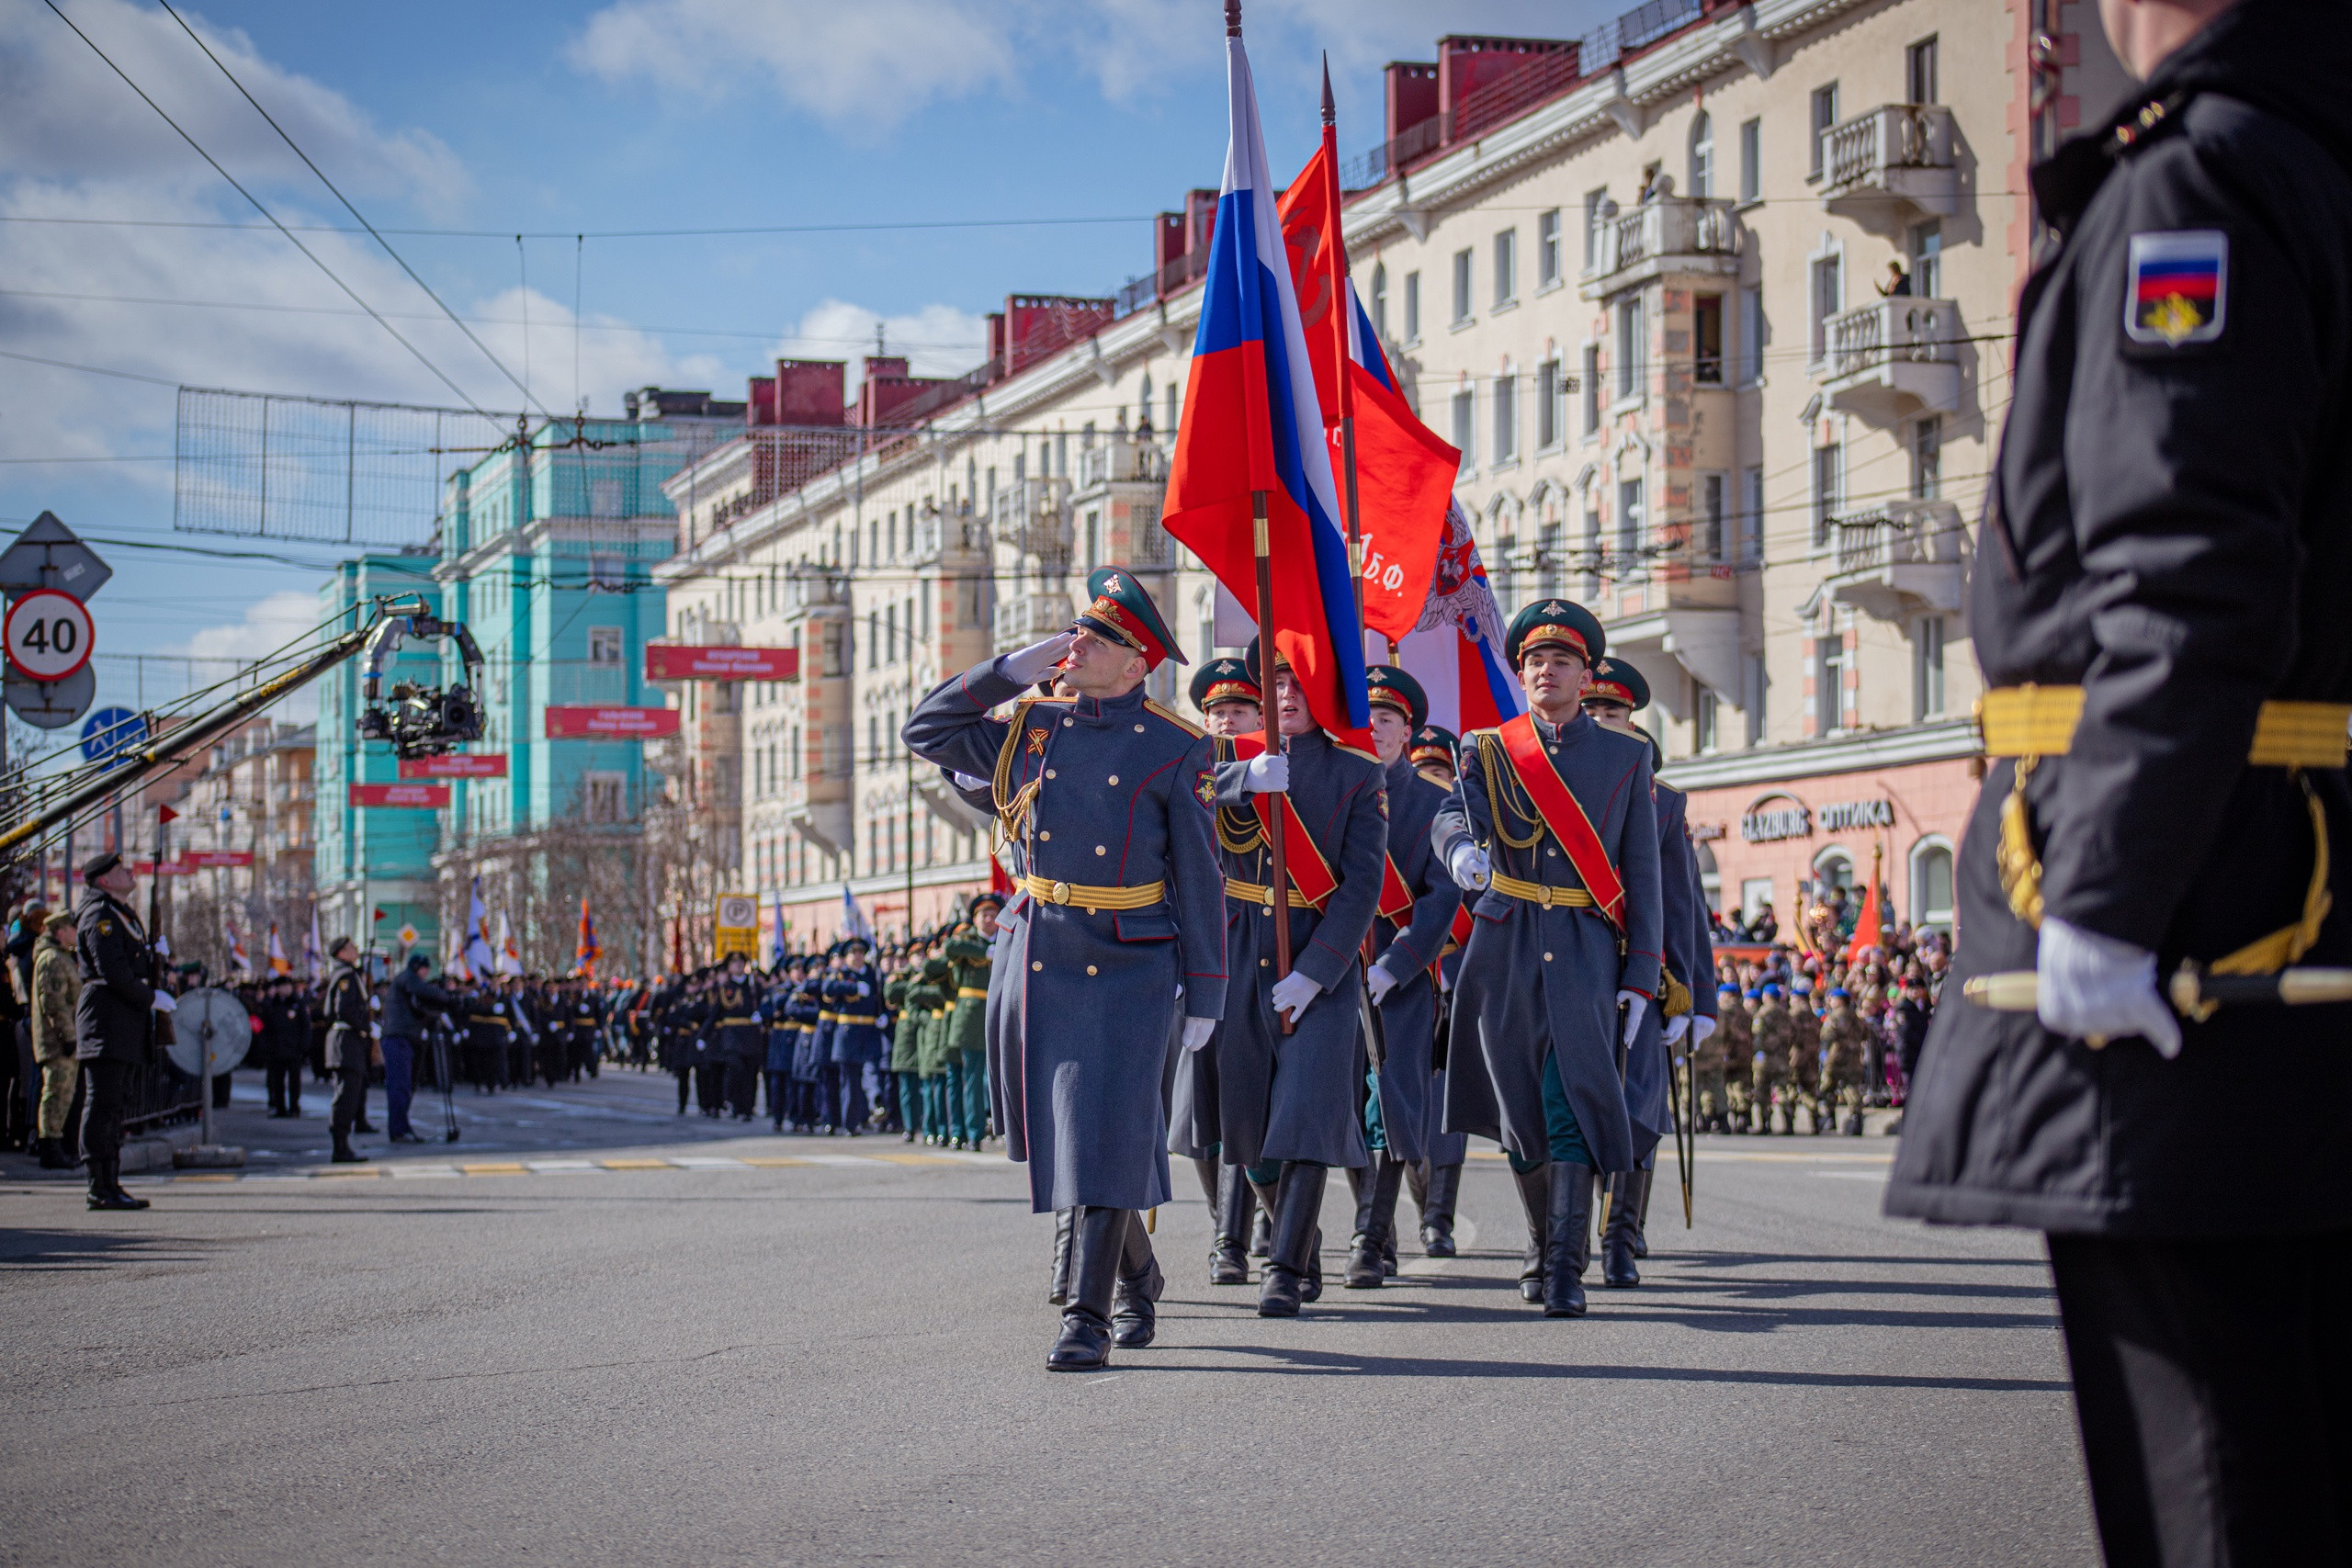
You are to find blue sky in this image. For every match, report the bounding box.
[0,0,1609,726]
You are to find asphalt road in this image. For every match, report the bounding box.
[0,1069,2096,1567]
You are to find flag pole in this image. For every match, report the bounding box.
[1321,56,1366,639]
[1230,0,1294,1029]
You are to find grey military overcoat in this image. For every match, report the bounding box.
[1368,755,1464,1166]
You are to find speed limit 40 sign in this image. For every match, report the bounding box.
[5,588,94,682]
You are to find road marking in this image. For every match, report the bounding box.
[526,1160,598,1173]
[795,1154,879,1167]
[1814,1169,1889,1181]
[175,1173,236,1182]
[599,1158,670,1169]
[872,1153,959,1166]
[314,1168,383,1179]
[459,1162,528,1175]
[670,1156,749,1169]
[388,1166,461,1179]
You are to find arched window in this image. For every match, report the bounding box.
[1689,110,1714,199]
[1811,844,1855,895]
[1910,835,1955,933]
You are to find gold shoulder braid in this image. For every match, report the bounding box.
[1476,731,1545,852]
[991,697,1045,844]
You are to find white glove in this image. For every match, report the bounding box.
[370,1021,382,1039]
[1448,842,1491,892]
[2036,915,2182,1057]
[1182,1017,1216,1053]
[1001,631,1075,685]
[1244,751,1290,793]
[1663,1014,1690,1044]
[1690,1015,1717,1046]
[1270,969,1322,1023]
[1363,959,1398,1006]
[856,981,871,998]
[151,991,176,1014]
[1617,991,1647,1045]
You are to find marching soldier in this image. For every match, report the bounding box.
[824,940,883,1134]
[1347,667,1463,1289]
[1170,653,1263,1281]
[944,897,999,1151]
[1402,722,1467,1257]
[1209,637,1388,1316]
[1435,599,1662,1318]
[911,953,955,1143]
[1748,984,1792,1134]
[903,566,1224,1370]
[712,953,763,1122]
[1817,987,1871,1136]
[1787,979,1824,1134]
[1692,981,1740,1133]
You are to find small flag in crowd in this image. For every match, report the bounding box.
[496,910,523,976]
[266,922,291,976]
[304,904,323,976]
[225,920,251,975]
[464,877,496,978]
[769,890,787,965]
[577,897,601,978]
[839,883,873,943]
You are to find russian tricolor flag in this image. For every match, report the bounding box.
[1163,28,1369,740]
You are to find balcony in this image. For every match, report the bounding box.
[1076,440,1167,489]
[910,507,989,568]
[1817,106,1958,220]
[994,591,1073,653]
[1822,500,1964,621]
[1819,298,1962,423]
[782,564,849,615]
[991,477,1072,563]
[1579,196,1738,299]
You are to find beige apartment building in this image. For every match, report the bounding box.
[654,0,2127,953]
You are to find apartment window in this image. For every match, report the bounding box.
[1583,187,1610,269]
[1700,472,1727,561]
[1581,506,1602,593]
[1615,295,1645,400]
[1084,508,1101,573]
[1907,36,1939,104]
[591,553,624,589]
[1910,220,1943,299]
[1915,615,1949,718]
[1537,209,1561,288]
[1747,651,1768,744]
[1816,633,1851,732]
[586,626,623,665]
[1165,384,1181,437]
[1813,442,1844,546]
[1913,840,1955,931]
[1537,359,1564,449]
[1451,389,1476,470]
[583,772,626,823]
[1738,117,1762,203]
[1403,270,1421,341]
[1688,110,1713,198]
[1540,519,1566,600]
[1742,285,1766,382]
[1810,84,1840,177]
[1582,345,1602,434]
[1744,465,1766,561]
[1811,251,1843,361]
[1617,478,1645,563]
[1913,414,1944,500]
[1371,265,1388,339]
[886,603,899,664]
[1693,293,1724,384]
[865,611,878,670]
[1493,230,1518,309]
[1495,529,1519,611]
[1695,684,1721,753]
[1493,373,1517,463]
[1451,249,1474,324]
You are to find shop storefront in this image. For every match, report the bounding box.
[1662,720,1984,942]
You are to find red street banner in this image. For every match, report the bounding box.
[645,644,797,682]
[350,783,449,809]
[180,850,254,868]
[546,705,681,739]
[399,753,508,779]
[131,860,192,876]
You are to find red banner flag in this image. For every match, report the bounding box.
[545,705,681,739]
[399,753,507,779]
[645,644,798,682]
[350,783,449,809]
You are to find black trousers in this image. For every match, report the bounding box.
[726,1056,759,1117]
[267,1060,302,1112]
[330,1064,368,1141]
[2048,1230,2352,1567]
[79,1058,137,1164]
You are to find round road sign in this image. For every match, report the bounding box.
[5,587,94,682]
[82,705,148,766]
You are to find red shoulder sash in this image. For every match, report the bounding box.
[1230,735,1338,908]
[1493,714,1626,933]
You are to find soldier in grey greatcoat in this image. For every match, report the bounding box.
[1345,668,1462,1289]
[1436,600,1662,1319]
[903,567,1223,1372]
[1209,638,1387,1318]
[1404,724,1469,1256]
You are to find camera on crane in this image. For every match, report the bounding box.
[356,608,487,760]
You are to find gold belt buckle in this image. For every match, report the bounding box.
[1050,880,1070,905]
[1537,885,1555,909]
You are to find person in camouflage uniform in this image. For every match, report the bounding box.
[1722,988,1758,1133]
[1690,980,1739,1134]
[1749,984,1793,1134]
[944,895,999,1150]
[1816,987,1872,1136]
[1787,980,1825,1134]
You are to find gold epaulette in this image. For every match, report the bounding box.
[1143,698,1204,738]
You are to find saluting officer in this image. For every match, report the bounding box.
[903,566,1225,1371]
[1168,653,1263,1281]
[1885,3,2352,1554]
[824,939,883,1134]
[1346,667,1463,1289]
[1208,637,1388,1317]
[1435,600,1661,1319]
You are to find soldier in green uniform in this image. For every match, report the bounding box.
[944,896,998,1150]
[913,952,955,1142]
[1690,980,1738,1134]
[1787,978,1824,1134]
[1723,989,1758,1132]
[1817,987,1871,1136]
[1749,984,1792,1134]
[888,960,922,1141]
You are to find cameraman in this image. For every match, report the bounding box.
[381,952,453,1145]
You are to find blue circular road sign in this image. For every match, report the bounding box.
[81,705,147,766]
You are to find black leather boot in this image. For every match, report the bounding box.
[1047,1206,1076,1305]
[1628,1165,1654,1260]
[1512,1163,1550,1303]
[1047,1207,1124,1371]
[87,1158,143,1212]
[1345,1156,1405,1289]
[1248,1176,1275,1258]
[36,1136,67,1169]
[1258,1161,1326,1317]
[1111,1211,1163,1349]
[1418,1161,1461,1258]
[1544,1161,1593,1317]
[332,1134,368,1164]
[1600,1170,1642,1287]
[1210,1166,1253,1285]
[1193,1156,1222,1206]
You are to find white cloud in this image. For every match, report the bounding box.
[775,298,989,380]
[176,588,328,720]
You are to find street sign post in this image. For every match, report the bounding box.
[5,589,95,682]
[0,512,113,599]
[714,893,758,960]
[0,514,107,742]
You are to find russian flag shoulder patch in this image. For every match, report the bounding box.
[2124,230,2228,348]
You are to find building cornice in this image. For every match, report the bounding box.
[1659,718,1981,791]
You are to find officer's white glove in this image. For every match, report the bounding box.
[1000,631,1075,685]
[1244,751,1290,793]
[856,981,871,998]
[1663,1014,1690,1044]
[1181,1017,1216,1053]
[1690,1015,1717,1046]
[1363,959,1399,1006]
[2036,915,2182,1058]
[370,1021,382,1039]
[1448,842,1491,892]
[1617,991,1647,1045]
[951,771,989,794]
[1270,970,1322,1023]
[151,991,176,1014]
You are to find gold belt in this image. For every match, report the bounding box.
[1488,872,1595,909]
[1224,876,1314,909]
[468,1015,510,1028]
[956,987,988,999]
[818,1011,842,1023]
[1980,685,2350,768]
[1018,874,1166,911]
[718,1016,756,1026]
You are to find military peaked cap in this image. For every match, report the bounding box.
[1582,656,1650,712]
[1075,565,1185,670]
[967,889,1006,918]
[1364,664,1429,732]
[1503,597,1606,669]
[1189,656,1261,714]
[1408,724,1459,768]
